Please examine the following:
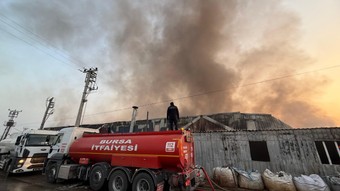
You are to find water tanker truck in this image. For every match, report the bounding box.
[44,127,201,191]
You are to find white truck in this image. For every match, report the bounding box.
[0,129,58,173]
[46,127,99,159]
[43,127,99,180]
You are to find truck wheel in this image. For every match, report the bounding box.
[132,172,155,191]
[46,162,57,183]
[108,170,129,191]
[4,161,11,177]
[89,165,107,191]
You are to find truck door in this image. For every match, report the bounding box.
[48,129,75,157]
[48,132,64,158]
[14,135,26,157]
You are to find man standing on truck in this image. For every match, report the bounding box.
[167,102,179,130]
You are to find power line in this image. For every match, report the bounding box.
[0,14,81,70]
[85,64,340,116]
[3,13,338,126]
[0,26,76,70]
[14,61,340,126]
[15,64,340,127]
[0,13,88,67]
[0,16,63,56]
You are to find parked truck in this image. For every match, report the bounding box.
[0,129,58,173]
[44,127,201,191]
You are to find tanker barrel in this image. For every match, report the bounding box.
[68,130,194,171]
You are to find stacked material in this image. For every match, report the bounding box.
[327,176,340,191]
[212,167,337,191]
[262,169,297,191]
[212,167,237,188]
[234,168,264,190]
[294,174,330,191]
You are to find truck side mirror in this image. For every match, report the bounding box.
[15,135,23,145]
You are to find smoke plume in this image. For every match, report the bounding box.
[4,0,336,127]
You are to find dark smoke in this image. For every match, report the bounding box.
[4,0,336,127]
[106,1,239,116]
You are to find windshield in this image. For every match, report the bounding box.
[25,134,58,146]
[52,133,64,145]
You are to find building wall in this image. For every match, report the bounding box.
[194,128,340,177]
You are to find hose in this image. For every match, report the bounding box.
[199,166,215,191]
[196,166,235,191]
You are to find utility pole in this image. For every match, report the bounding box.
[1,109,22,141]
[39,97,55,130]
[75,67,98,127]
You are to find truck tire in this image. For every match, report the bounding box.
[89,165,107,191]
[46,162,57,183]
[4,161,11,177]
[108,170,129,191]
[132,172,155,191]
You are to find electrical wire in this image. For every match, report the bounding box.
[0,15,81,70]
[2,13,339,126]
[84,64,340,117]
[12,64,340,127]
[15,63,340,127]
[0,13,83,65]
[0,26,76,70]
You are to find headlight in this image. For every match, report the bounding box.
[17,158,26,168]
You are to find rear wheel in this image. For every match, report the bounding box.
[132,172,155,191]
[89,165,107,191]
[46,162,57,183]
[108,170,129,191]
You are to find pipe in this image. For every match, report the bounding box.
[129,106,138,133]
[199,166,215,191]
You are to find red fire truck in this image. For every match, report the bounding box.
[44,127,202,191]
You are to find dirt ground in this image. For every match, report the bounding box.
[0,171,260,191]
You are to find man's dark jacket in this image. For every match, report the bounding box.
[167,105,179,121]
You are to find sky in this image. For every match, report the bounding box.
[0,0,340,136]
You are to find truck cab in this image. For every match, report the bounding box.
[0,129,58,173]
[47,127,99,159]
[43,127,99,179]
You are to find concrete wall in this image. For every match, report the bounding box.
[193,128,340,177]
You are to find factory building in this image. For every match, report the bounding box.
[46,112,340,177]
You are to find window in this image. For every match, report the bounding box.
[25,134,54,146]
[54,133,64,144]
[315,141,340,165]
[315,141,329,164]
[249,141,270,162]
[15,135,22,145]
